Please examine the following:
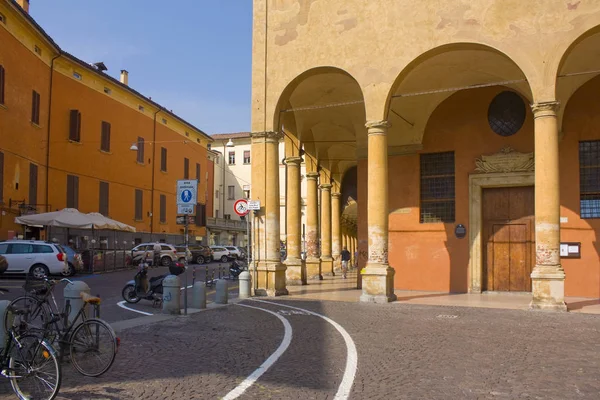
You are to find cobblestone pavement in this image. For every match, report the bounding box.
[0,299,598,399]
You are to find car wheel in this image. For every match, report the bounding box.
[62,263,76,277]
[161,256,172,267]
[29,264,50,279]
[196,255,205,264]
[220,255,228,263]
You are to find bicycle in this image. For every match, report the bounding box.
[0,287,61,399]
[6,278,118,377]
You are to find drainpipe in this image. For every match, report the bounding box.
[45,53,62,213]
[150,108,162,236]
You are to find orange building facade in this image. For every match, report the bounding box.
[0,0,212,244]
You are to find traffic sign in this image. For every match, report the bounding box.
[248,200,261,211]
[176,216,195,225]
[177,180,198,206]
[177,204,195,215]
[234,199,249,216]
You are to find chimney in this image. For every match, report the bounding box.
[16,0,30,13]
[120,70,129,86]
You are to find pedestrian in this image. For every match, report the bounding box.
[340,246,351,279]
[153,242,161,267]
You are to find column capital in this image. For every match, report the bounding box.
[365,120,391,135]
[332,192,342,199]
[319,183,332,191]
[305,172,319,180]
[284,156,302,166]
[251,131,283,143]
[531,102,560,119]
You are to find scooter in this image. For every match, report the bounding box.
[122,260,186,307]
[229,259,247,279]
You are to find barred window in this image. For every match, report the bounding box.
[579,140,600,218]
[420,152,455,223]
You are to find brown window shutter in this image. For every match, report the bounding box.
[101,121,111,151]
[196,163,200,181]
[0,151,4,203]
[69,110,81,141]
[135,189,143,220]
[195,203,202,226]
[160,194,166,223]
[0,65,5,104]
[137,137,144,163]
[73,176,79,209]
[29,163,38,206]
[184,158,189,179]
[31,91,37,124]
[161,147,167,171]
[99,181,109,216]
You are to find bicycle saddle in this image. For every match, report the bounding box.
[80,292,101,305]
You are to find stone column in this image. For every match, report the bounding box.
[352,236,358,268]
[332,192,342,273]
[320,184,334,276]
[530,102,566,311]
[305,172,322,280]
[284,157,304,285]
[250,131,288,296]
[360,120,396,303]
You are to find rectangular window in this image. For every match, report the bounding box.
[224,214,231,220]
[31,90,40,125]
[579,140,600,218]
[135,189,143,220]
[215,190,219,199]
[215,210,219,219]
[160,147,167,172]
[243,150,251,164]
[160,194,166,223]
[420,151,455,223]
[228,151,235,165]
[69,110,81,142]
[184,158,189,179]
[0,151,3,203]
[228,185,235,200]
[136,137,144,163]
[99,181,109,216]
[29,163,37,206]
[66,175,79,209]
[196,163,200,182]
[195,203,206,226]
[0,65,5,105]
[101,121,111,152]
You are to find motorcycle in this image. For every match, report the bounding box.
[229,259,247,279]
[122,260,185,307]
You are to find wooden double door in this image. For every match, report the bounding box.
[482,186,535,292]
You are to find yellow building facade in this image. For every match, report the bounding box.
[250,0,600,309]
[0,0,212,245]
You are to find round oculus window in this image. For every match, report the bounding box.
[487,91,526,137]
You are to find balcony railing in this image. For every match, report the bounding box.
[206,217,248,231]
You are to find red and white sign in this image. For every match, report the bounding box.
[234,199,249,217]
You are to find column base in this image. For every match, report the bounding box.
[360,263,396,303]
[306,257,322,280]
[529,265,567,312]
[253,260,289,297]
[284,258,306,286]
[320,256,334,276]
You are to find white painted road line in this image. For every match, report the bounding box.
[116,301,153,316]
[222,303,293,400]
[251,299,358,400]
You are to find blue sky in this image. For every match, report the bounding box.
[30,1,253,135]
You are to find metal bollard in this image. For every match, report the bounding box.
[215,279,228,304]
[162,275,181,315]
[63,281,91,324]
[238,270,251,299]
[0,300,11,343]
[192,281,207,309]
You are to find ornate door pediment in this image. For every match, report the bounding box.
[474,147,534,173]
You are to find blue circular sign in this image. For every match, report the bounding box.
[181,190,193,203]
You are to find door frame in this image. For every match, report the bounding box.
[468,172,534,293]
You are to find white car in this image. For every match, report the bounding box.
[210,246,231,263]
[224,246,242,259]
[0,240,68,278]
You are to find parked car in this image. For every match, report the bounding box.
[210,246,231,263]
[174,246,193,264]
[0,240,68,278]
[131,243,177,266]
[62,245,83,276]
[178,244,211,264]
[224,246,243,259]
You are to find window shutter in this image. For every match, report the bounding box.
[135,189,143,220]
[73,176,79,209]
[0,151,3,203]
[137,137,144,163]
[31,91,37,124]
[0,65,5,104]
[29,164,38,206]
[161,147,167,171]
[101,122,111,151]
[99,181,109,216]
[160,194,166,223]
[196,163,200,181]
[195,203,206,226]
[69,110,81,141]
[66,175,73,208]
[184,158,189,179]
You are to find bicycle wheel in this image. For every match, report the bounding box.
[8,336,61,400]
[6,296,49,334]
[69,318,117,377]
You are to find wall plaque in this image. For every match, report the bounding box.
[560,242,581,259]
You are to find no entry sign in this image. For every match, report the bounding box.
[234,199,249,216]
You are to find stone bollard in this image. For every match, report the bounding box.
[238,270,251,299]
[0,300,11,343]
[64,280,90,324]
[215,279,228,304]
[192,281,207,309]
[162,275,180,315]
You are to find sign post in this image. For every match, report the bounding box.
[246,200,260,292]
[177,179,198,316]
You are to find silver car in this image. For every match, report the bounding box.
[0,240,68,278]
[131,243,178,266]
